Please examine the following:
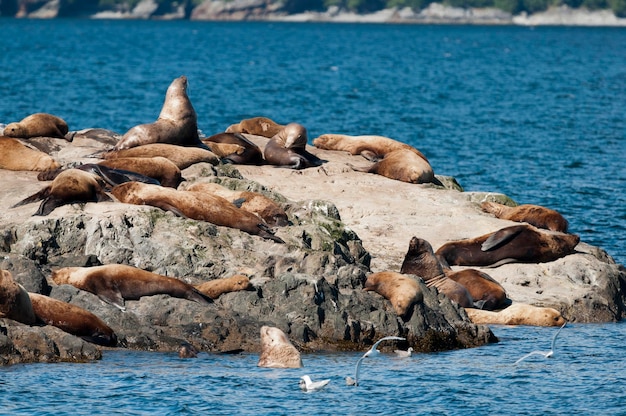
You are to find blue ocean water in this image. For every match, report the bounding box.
[0,20,625,413]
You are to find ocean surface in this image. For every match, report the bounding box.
[0,19,625,414]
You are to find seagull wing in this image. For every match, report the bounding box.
[514,350,549,365]
[371,336,406,350]
[551,322,566,351]
[354,356,365,386]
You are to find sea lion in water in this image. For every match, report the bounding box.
[194,275,252,299]
[401,236,509,310]
[225,116,285,138]
[481,201,569,233]
[258,325,302,368]
[114,76,206,151]
[363,271,423,319]
[184,182,289,227]
[28,293,118,346]
[465,303,566,327]
[178,342,199,358]
[101,143,219,170]
[202,132,264,165]
[50,264,212,311]
[263,123,323,169]
[11,168,112,216]
[0,137,61,171]
[3,113,70,140]
[110,181,284,243]
[98,157,182,188]
[435,224,580,267]
[352,149,440,185]
[0,270,37,325]
[313,133,429,162]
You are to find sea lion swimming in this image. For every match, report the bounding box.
[3,113,70,140]
[481,201,569,232]
[225,116,285,138]
[263,123,323,169]
[257,325,302,368]
[0,136,61,172]
[363,271,423,320]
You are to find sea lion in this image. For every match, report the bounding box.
[0,137,61,171]
[36,164,161,188]
[313,133,429,162]
[481,201,569,232]
[110,181,284,243]
[401,236,509,310]
[263,123,323,169]
[363,271,423,319]
[98,157,182,188]
[11,168,112,216]
[257,325,302,368]
[28,293,118,346]
[184,182,289,227]
[352,148,439,185]
[225,116,285,138]
[203,141,246,158]
[3,113,70,140]
[194,275,252,299]
[178,342,199,358]
[0,270,37,325]
[435,224,581,267]
[114,76,206,151]
[202,132,264,165]
[101,143,219,170]
[465,303,566,327]
[400,237,475,308]
[50,264,212,311]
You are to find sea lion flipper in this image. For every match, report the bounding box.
[34,197,63,216]
[232,198,246,208]
[11,188,50,208]
[481,225,526,251]
[97,290,126,311]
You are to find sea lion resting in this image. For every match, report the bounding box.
[50,264,212,311]
[225,116,285,138]
[363,271,423,319]
[257,325,302,368]
[263,123,324,170]
[465,303,567,327]
[102,143,219,170]
[194,275,252,299]
[3,113,70,140]
[436,224,580,267]
[481,201,569,233]
[0,136,61,172]
[202,132,264,165]
[352,149,440,185]
[98,156,183,188]
[111,181,284,243]
[0,269,37,325]
[313,133,429,162]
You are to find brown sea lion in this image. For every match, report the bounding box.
[178,342,199,358]
[194,275,252,299]
[400,237,509,310]
[184,182,289,227]
[352,149,440,185]
[225,116,285,138]
[3,113,70,140]
[258,325,302,368]
[102,143,219,170]
[363,271,423,319]
[114,76,206,151]
[465,303,566,327]
[203,142,246,158]
[481,201,569,233]
[313,133,429,162]
[0,137,61,171]
[202,132,264,165]
[50,264,212,311]
[263,123,323,170]
[28,293,118,346]
[110,181,284,243]
[11,168,112,216]
[435,224,580,267]
[98,157,182,188]
[0,270,37,325]
[36,164,161,188]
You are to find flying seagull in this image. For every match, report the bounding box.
[346,336,405,386]
[515,322,567,365]
[299,375,330,392]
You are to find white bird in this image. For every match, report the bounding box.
[515,322,567,365]
[394,347,414,358]
[299,375,330,392]
[348,336,405,386]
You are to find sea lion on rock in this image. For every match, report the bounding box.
[352,149,440,185]
[258,325,302,368]
[446,269,510,311]
[3,113,70,140]
[184,182,289,227]
[465,303,566,327]
[102,143,219,170]
[263,123,323,169]
[194,275,252,299]
[0,270,37,325]
[225,116,285,138]
[50,264,212,311]
[202,132,264,165]
[98,157,182,188]
[37,164,161,188]
[28,293,118,346]
[0,137,61,171]
[111,181,284,243]
[12,168,112,216]
[363,271,423,319]
[435,224,580,267]
[313,133,429,162]
[114,76,206,151]
[481,201,569,232]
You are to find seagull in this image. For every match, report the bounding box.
[394,347,414,358]
[515,322,567,365]
[348,336,405,386]
[299,375,330,392]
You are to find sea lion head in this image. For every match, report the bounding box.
[3,122,24,138]
[275,123,307,149]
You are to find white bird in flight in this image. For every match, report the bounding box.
[347,336,406,386]
[515,322,567,365]
[299,375,330,392]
